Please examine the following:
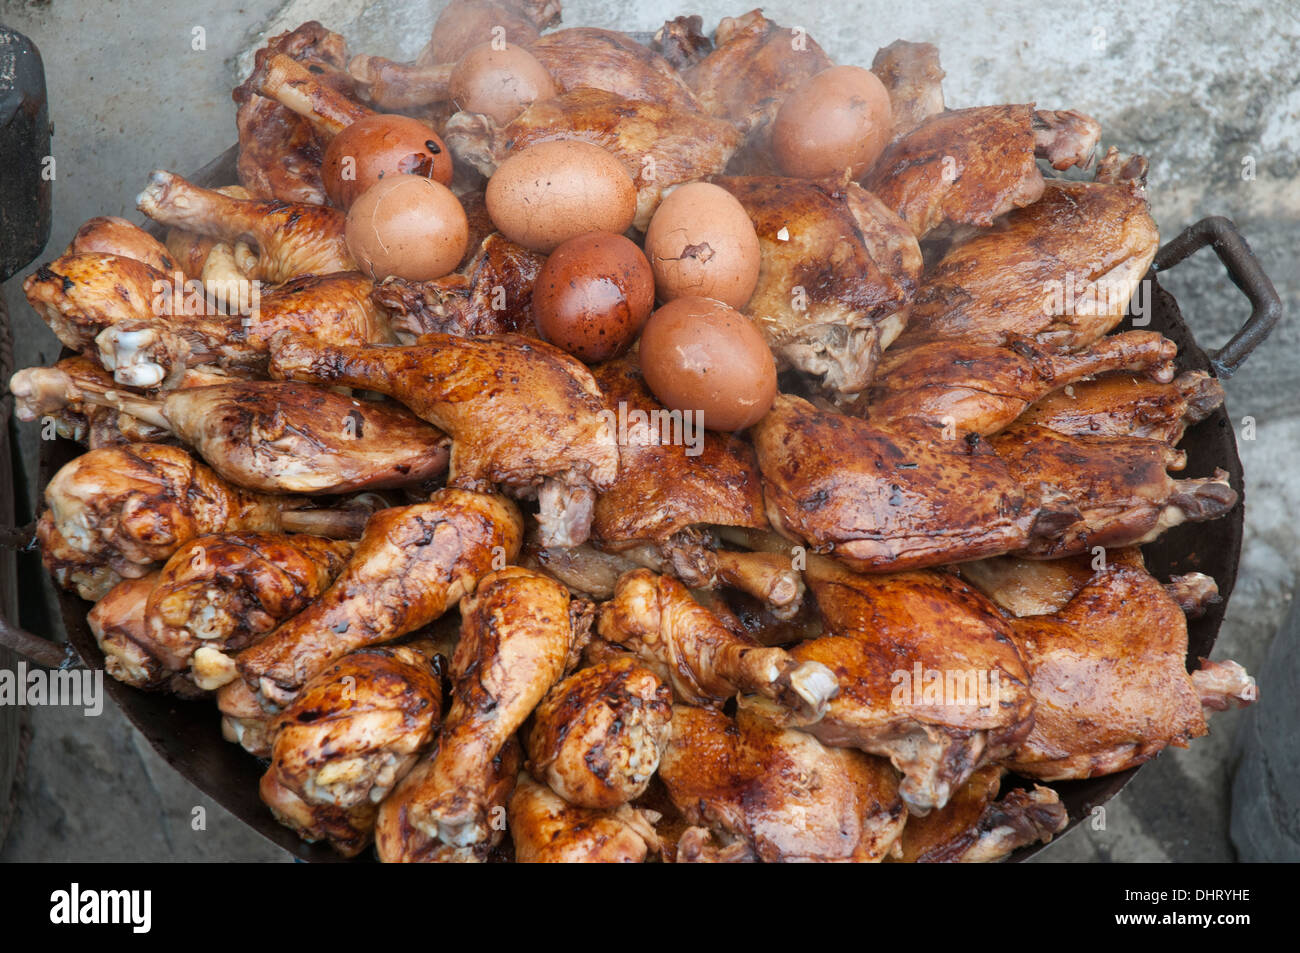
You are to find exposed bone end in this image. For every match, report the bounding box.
[1032,109,1102,170]
[1167,468,1238,522]
[1094,146,1150,189]
[1192,658,1257,714]
[1165,572,1221,618]
[785,659,839,720]
[1177,371,1227,424]
[443,111,501,179]
[10,366,76,420]
[536,479,596,549]
[957,784,1069,863]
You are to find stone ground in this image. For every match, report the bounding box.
[0,0,1295,862]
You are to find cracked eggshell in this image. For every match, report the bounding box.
[485,140,637,253]
[345,175,468,281]
[643,182,761,310]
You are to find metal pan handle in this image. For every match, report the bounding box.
[0,615,79,669]
[1151,217,1283,380]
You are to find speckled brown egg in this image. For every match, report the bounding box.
[643,182,761,309]
[322,114,453,209]
[449,42,558,124]
[486,140,637,253]
[639,296,777,432]
[772,65,893,179]
[533,231,654,363]
[345,175,468,281]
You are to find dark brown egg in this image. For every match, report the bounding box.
[533,231,655,363]
[345,175,468,281]
[772,65,893,179]
[322,114,453,209]
[449,42,558,124]
[639,296,777,432]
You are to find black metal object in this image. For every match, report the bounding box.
[0,26,52,283]
[15,198,1282,861]
[1152,217,1283,380]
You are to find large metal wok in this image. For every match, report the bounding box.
[8,145,1284,862]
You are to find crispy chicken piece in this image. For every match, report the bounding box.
[752,395,1080,572]
[24,253,170,358]
[237,489,523,708]
[587,354,801,614]
[146,533,355,691]
[958,547,1221,620]
[660,705,907,863]
[509,772,662,863]
[446,87,742,231]
[871,40,945,138]
[36,513,122,602]
[233,21,355,204]
[269,332,620,548]
[28,377,449,496]
[86,572,200,695]
[244,52,374,140]
[261,641,443,856]
[349,0,557,110]
[990,424,1238,557]
[525,657,672,808]
[527,28,702,113]
[855,331,1178,437]
[375,739,522,863]
[896,179,1158,350]
[137,171,354,282]
[164,187,254,280]
[893,766,1067,863]
[863,105,1100,239]
[684,10,833,170]
[596,569,837,720]
[67,216,179,273]
[39,443,364,585]
[1013,370,1225,444]
[712,176,923,395]
[95,272,395,387]
[10,356,173,449]
[653,15,712,71]
[404,567,585,847]
[1004,558,1255,780]
[371,233,545,342]
[218,677,277,757]
[764,556,1035,814]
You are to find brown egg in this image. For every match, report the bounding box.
[345,175,468,281]
[449,42,558,124]
[322,114,453,209]
[533,231,654,363]
[643,182,761,309]
[772,66,893,179]
[486,140,637,253]
[639,297,777,432]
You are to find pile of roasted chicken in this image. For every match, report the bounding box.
[11,2,1258,862]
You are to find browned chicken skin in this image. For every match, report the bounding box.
[684,10,833,172]
[525,657,672,808]
[375,739,522,863]
[752,394,1080,572]
[67,216,179,273]
[262,640,443,856]
[897,179,1159,350]
[24,253,170,359]
[1013,369,1225,444]
[509,771,662,863]
[372,233,545,342]
[1004,558,1255,780]
[596,569,838,720]
[404,567,585,847]
[660,705,907,863]
[234,21,356,204]
[39,443,364,585]
[893,766,1067,862]
[237,489,524,708]
[25,378,450,496]
[86,572,191,694]
[713,176,923,395]
[856,331,1178,437]
[990,424,1238,557]
[136,171,354,282]
[767,556,1035,815]
[863,104,1099,239]
[269,332,620,547]
[147,533,355,691]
